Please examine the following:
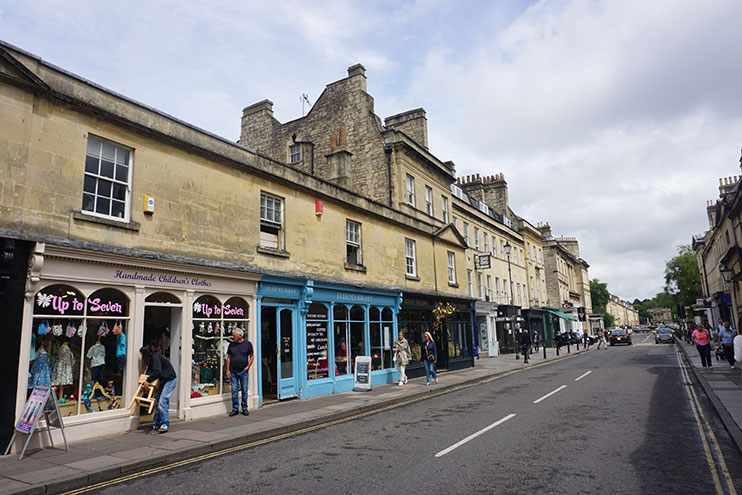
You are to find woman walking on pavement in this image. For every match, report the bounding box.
[719,322,736,369]
[422,331,438,385]
[692,324,713,369]
[393,330,411,385]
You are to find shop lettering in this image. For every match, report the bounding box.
[51,295,70,314]
[196,304,221,318]
[113,270,211,287]
[88,298,123,314]
[223,304,244,317]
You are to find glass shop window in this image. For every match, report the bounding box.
[369,307,395,371]
[333,304,350,376]
[31,284,129,417]
[306,303,329,380]
[191,295,249,399]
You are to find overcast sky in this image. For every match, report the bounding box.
[3,0,741,301]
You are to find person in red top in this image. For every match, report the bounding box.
[692,324,713,369]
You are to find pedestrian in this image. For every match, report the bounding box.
[139,346,177,434]
[597,329,608,350]
[733,326,742,372]
[533,331,540,352]
[583,331,589,348]
[226,327,254,416]
[422,331,438,385]
[393,330,411,386]
[521,329,532,363]
[719,322,736,369]
[692,324,713,369]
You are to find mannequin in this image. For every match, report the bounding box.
[52,341,74,397]
[29,340,52,388]
[86,336,106,385]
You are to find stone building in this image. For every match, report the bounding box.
[693,174,742,329]
[0,42,474,447]
[606,295,640,327]
[648,307,672,325]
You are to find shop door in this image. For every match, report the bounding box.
[261,306,297,400]
[143,304,181,411]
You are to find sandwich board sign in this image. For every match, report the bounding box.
[353,356,372,392]
[4,387,68,460]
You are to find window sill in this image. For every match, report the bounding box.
[72,210,140,231]
[344,263,367,273]
[405,274,420,281]
[448,282,459,288]
[257,246,290,258]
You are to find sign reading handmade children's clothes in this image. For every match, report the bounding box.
[353,355,372,392]
[5,387,68,460]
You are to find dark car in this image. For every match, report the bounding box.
[655,328,674,344]
[610,329,632,346]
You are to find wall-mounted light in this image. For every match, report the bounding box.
[720,264,734,282]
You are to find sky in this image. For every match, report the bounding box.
[2,0,742,301]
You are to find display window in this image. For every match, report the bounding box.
[333,305,351,376]
[191,295,249,399]
[306,303,329,380]
[399,309,430,362]
[369,307,394,371]
[30,284,129,417]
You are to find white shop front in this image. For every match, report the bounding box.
[14,243,258,447]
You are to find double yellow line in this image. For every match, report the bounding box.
[676,347,737,495]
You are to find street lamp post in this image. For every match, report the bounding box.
[504,241,517,360]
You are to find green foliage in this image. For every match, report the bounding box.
[604,312,615,328]
[590,279,610,311]
[664,244,702,308]
[633,302,651,322]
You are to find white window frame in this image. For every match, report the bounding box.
[487,275,492,302]
[463,222,469,246]
[82,135,133,222]
[474,227,480,251]
[483,234,489,253]
[289,144,301,164]
[260,192,284,250]
[517,283,522,306]
[346,220,362,265]
[477,273,483,300]
[406,175,416,206]
[405,238,417,277]
[447,251,456,284]
[495,277,500,304]
[467,270,473,297]
[441,196,449,223]
[425,186,434,216]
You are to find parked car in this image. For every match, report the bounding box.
[655,328,674,344]
[610,329,632,346]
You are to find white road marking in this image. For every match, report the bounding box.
[533,385,567,404]
[435,414,517,458]
[574,370,592,381]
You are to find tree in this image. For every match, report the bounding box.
[604,312,615,328]
[590,279,610,311]
[665,245,702,308]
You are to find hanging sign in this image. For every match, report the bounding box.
[5,387,68,460]
[353,356,372,392]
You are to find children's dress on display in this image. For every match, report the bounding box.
[30,349,52,387]
[53,343,74,385]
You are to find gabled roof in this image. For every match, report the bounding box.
[433,223,468,249]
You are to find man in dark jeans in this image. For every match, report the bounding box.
[521,329,532,363]
[226,327,254,416]
[140,346,177,434]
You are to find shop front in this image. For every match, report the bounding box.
[15,244,258,446]
[522,308,546,347]
[256,277,402,403]
[475,301,498,357]
[398,294,475,378]
[494,305,522,354]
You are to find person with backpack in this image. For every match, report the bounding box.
[692,324,713,369]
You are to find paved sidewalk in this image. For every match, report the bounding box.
[677,338,742,453]
[0,345,586,495]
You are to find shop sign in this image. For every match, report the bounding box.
[353,356,372,391]
[260,284,301,299]
[35,286,85,316]
[113,269,212,288]
[87,297,125,315]
[306,310,329,379]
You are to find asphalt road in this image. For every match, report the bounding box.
[93,334,742,495]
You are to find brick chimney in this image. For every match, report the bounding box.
[459,174,509,215]
[384,108,429,150]
[537,222,553,241]
[707,200,717,229]
[347,63,367,92]
[239,99,277,151]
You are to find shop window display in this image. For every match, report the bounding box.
[191,295,249,398]
[306,303,329,380]
[333,305,350,376]
[369,307,395,371]
[31,284,129,417]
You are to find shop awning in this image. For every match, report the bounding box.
[544,308,578,321]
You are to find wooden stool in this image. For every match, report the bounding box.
[127,374,160,414]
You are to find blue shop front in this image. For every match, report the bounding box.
[256,276,402,404]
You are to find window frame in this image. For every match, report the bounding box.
[82,135,133,222]
[425,186,434,216]
[289,144,301,164]
[447,251,456,284]
[406,175,416,206]
[260,192,285,250]
[441,196,449,223]
[346,219,363,266]
[405,238,417,277]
